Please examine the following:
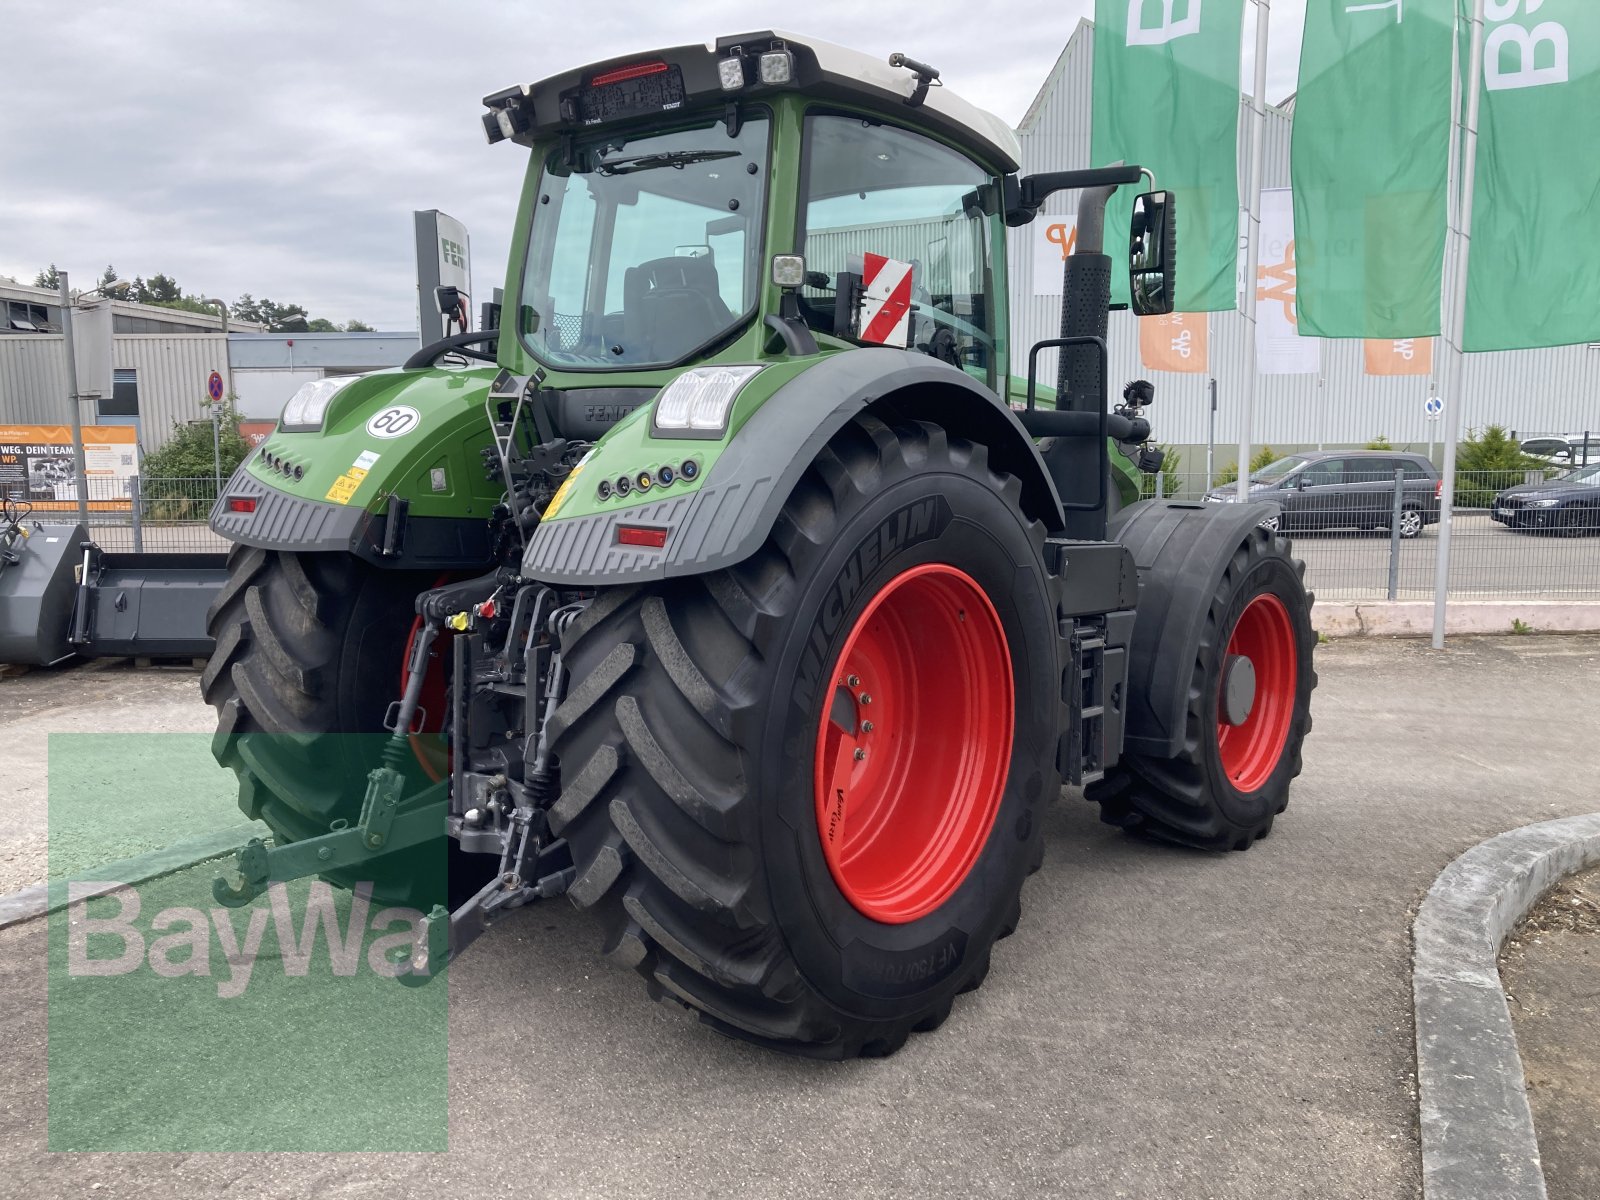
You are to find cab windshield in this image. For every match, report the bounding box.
[518,114,769,370]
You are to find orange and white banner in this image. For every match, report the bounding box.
[1364,337,1434,377]
[1139,312,1209,373]
[0,424,137,511]
[858,253,913,348]
[1031,219,1078,296]
[1255,189,1321,376]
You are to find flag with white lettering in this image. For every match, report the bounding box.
[1139,312,1210,372]
[1291,0,1454,338]
[1092,0,1246,312]
[1464,0,1600,350]
[1364,337,1434,376]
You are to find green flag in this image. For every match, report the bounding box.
[1291,0,1455,338]
[1463,0,1600,351]
[1091,0,1244,312]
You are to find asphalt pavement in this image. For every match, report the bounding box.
[3,636,1599,1198]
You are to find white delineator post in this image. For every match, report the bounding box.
[1433,0,1487,651]
[1236,0,1271,500]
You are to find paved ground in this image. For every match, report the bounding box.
[1500,866,1600,1200]
[1288,516,1600,602]
[2,636,1599,1198]
[0,661,214,895]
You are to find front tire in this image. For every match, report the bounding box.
[545,415,1058,1057]
[1088,527,1317,851]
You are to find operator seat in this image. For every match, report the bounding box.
[623,255,733,361]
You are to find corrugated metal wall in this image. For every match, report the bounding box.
[0,333,228,450]
[1007,23,1600,460]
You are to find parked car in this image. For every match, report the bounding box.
[1203,450,1442,538]
[1492,461,1600,534]
[1519,435,1598,468]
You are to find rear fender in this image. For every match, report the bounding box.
[522,349,1065,585]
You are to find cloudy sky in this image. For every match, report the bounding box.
[0,0,1304,331]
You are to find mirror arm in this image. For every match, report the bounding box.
[1004,165,1145,227]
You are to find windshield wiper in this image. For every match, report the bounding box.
[596,149,740,176]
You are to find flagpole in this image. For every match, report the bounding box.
[1432,0,1486,650]
[1236,0,1271,499]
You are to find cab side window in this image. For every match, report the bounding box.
[798,113,1001,384]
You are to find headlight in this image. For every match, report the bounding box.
[652,365,763,437]
[280,376,359,431]
[1526,498,1561,508]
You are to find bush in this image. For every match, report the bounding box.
[1213,445,1279,488]
[1365,436,1392,450]
[139,398,252,519]
[1140,444,1183,500]
[1454,425,1539,508]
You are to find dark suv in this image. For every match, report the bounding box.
[1203,451,1442,538]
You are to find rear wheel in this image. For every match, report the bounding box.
[1394,507,1424,539]
[1088,527,1316,850]
[546,415,1058,1057]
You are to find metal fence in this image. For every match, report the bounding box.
[10,469,1597,602]
[1145,468,1600,602]
[9,475,232,553]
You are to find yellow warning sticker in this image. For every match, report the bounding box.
[324,468,366,504]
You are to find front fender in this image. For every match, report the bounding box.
[521,350,1065,585]
[209,366,503,569]
[1109,499,1285,759]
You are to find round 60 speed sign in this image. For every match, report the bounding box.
[207,371,224,402]
[366,405,421,439]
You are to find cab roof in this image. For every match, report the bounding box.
[483,30,1022,174]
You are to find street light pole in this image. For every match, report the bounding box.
[56,271,91,526]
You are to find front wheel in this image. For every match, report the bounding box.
[1394,507,1424,539]
[545,415,1059,1057]
[1089,526,1317,850]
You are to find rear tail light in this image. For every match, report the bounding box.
[590,60,668,87]
[616,525,668,549]
[1435,479,1443,500]
[227,497,257,513]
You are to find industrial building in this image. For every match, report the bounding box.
[1007,20,1599,478]
[0,279,412,454]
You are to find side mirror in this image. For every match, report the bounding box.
[1129,190,1177,316]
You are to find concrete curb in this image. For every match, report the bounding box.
[1413,812,1600,1200]
[0,821,265,931]
[1316,601,1600,638]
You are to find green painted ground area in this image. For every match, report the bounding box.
[46,734,449,1151]
[46,733,267,879]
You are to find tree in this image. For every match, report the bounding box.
[344,318,374,332]
[1455,425,1541,509]
[34,264,60,290]
[143,273,182,304]
[139,397,253,517]
[97,264,120,291]
[234,294,310,332]
[307,317,339,333]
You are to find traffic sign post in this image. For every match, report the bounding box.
[1425,393,1444,466]
[208,370,225,495]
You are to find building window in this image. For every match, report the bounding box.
[100,369,140,417]
[6,300,54,332]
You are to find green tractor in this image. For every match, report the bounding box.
[204,31,1316,1058]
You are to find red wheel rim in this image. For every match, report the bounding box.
[401,615,451,783]
[1215,592,1297,793]
[813,563,1013,925]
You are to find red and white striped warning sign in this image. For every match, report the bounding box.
[858,253,914,348]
